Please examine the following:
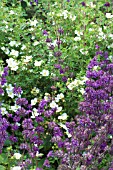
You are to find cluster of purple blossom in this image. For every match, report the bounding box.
[46,50,113,169]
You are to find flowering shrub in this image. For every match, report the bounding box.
[0,0,113,169]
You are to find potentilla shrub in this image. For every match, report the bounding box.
[47,50,113,170]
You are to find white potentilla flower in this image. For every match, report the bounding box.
[10,166,21,170]
[6,25,8,29]
[44,96,49,101]
[10,49,19,57]
[74,36,81,41]
[29,28,34,31]
[7,91,14,98]
[40,69,49,76]
[5,48,10,54]
[34,60,43,67]
[10,104,20,112]
[89,28,93,31]
[51,39,57,46]
[31,36,35,40]
[57,93,64,100]
[50,101,58,108]
[33,41,39,46]
[36,151,44,157]
[1,46,5,51]
[93,66,99,71]
[31,98,37,106]
[6,58,18,71]
[9,10,15,15]
[9,41,16,47]
[31,108,39,118]
[70,15,76,21]
[80,49,88,55]
[13,153,21,160]
[62,10,68,19]
[56,106,62,113]
[21,45,26,50]
[79,88,85,95]
[6,84,13,91]
[24,56,32,63]
[55,97,60,103]
[1,107,8,115]
[89,2,96,8]
[81,76,89,82]
[30,20,38,26]
[67,83,74,90]
[106,13,113,18]
[73,79,80,86]
[109,34,113,39]
[58,113,68,120]
[74,30,83,36]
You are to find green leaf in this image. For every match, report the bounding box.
[0,165,6,170]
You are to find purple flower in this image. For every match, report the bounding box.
[81,2,86,6]
[104,2,110,7]
[43,30,48,36]
[43,159,50,167]
[58,28,64,34]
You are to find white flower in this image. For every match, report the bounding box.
[74,30,83,36]
[89,28,93,31]
[56,106,62,113]
[36,151,43,157]
[58,113,68,120]
[1,107,8,115]
[109,34,113,39]
[10,49,19,57]
[40,69,49,76]
[10,104,20,112]
[24,56,32,63]
[65,131,72,138]
[6,84,13,91]
[1,46,5,51]
[33,41,39,46]
[30,20,38,26]
[80,49,88,55]
[13,153,21,160]
[7,91,14,98]
[74,36,81,41]
[9,10,15,15]
[50,101,58,108]
[62,10,68,19]
[21,45,26,50]
[31,98,37,106]
[9,41,17,47]
[106,13,113,18]
[70,15,76,21]
[34,60,43,67]
[10,166,21,170]
[6,58,18,71]
[5,48,10,54]
[79,88,85,95]
[59,123,68,130]
[31,108,39,118]
[67,83,75,90]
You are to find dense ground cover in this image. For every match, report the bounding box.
[0,0,113,169]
